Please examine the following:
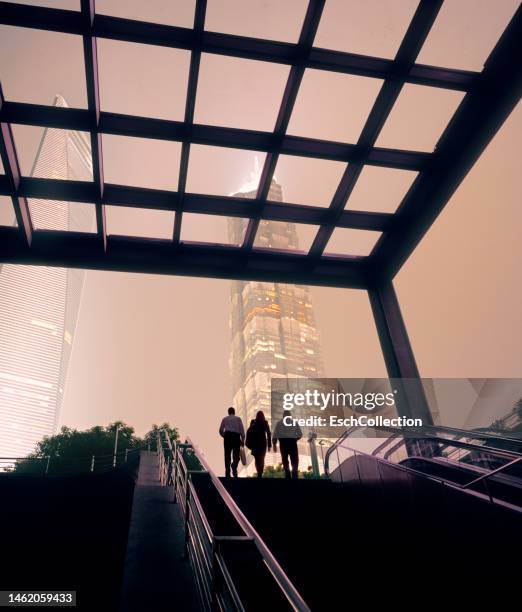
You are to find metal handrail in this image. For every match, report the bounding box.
[421,424,522,445]
[0,446,144,475]
[324,423,521,472]
[381,434,520,462]
[158,430,310,612]
[185,436,309,611]
[393,424,522,460]
[462,455,522,489]
[371,425,522,460]
[327,435,522,509]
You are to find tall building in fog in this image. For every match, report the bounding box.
[228,176,325,473]
[0,95,93,459]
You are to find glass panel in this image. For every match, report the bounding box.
[95,0,196,28]
[8,0,79,7]
[272,155,346,207]
[102,135,181,191]
[186,145,266,198]
[98,39,190,121]
[288,70,383,143]
[417,0,520,72]
[194,54,290,132]
[29,199,96,233]
[375,84,465,152]
[314,0,419,59]
[346,166,418,213]
[0,196,17,227]
[12,124,93,181]
[205,0,308,43]
[325,227,382,257]
[181,213,247,246]
[0,26,87,108]
[253,220,319,254]
[106,206,174,240]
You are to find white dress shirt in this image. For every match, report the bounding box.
[219,415,245,439]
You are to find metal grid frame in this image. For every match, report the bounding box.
[0,0,520,289]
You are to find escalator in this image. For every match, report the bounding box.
[369,425,522,510]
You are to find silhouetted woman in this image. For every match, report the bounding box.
[245,411,271,477]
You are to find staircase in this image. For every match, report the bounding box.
[119,450,199,612]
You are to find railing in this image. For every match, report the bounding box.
[331,424,522,464]
[0,447,143,475]
[326,423,521,469]
[157,430,310,612]
[380,424,522,460]
[420,424,522,446]
[325,428,522,512]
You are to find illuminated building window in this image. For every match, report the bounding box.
[31,319,57,331]
[0,372,52,389]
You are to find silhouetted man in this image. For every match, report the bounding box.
[272,410,302,479]
[219,407,245,478]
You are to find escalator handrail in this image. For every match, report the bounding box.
[325,424,520,475]
[370,424,522,460]
[373,428,522,462]
[371,431,402,456]
[412,425,522,457]
[423,424,522,446]
[324,426,360,475]
[461,455,522,490]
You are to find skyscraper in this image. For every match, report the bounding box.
[0,95,93,458]
[228,177,325,474]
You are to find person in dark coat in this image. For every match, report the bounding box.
[246,411,271,478]
[272,410,302,479]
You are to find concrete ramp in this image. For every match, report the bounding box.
[119,451,200,611]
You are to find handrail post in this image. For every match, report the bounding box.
[113,425,120,468]
[211,538,220,610]
[353,450,362,485]
[90,455,95,472]
[482,477,494,504]
[157,432,164,484]
[172,444,179,504]
[167,454,173,485]
[125,448,128,463]
[184,478,191,560]
[45,455,51,475]
[375,457,388,504]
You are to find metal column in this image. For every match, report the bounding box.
[368,281,433,425]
